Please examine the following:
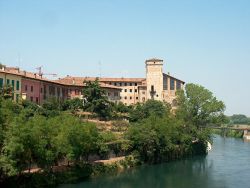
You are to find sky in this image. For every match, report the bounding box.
[0,0,250,116]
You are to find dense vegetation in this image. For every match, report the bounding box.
[0,81,226,187]
[228,114,250,125]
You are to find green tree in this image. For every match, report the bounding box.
[40,98,62,117]
[113,102,131,113]
[176,83,226,128]
[229,114,250,125]
[82,79,112,120]
[62,98,83,113]
[129,100,171,122]
[0,85,13,100]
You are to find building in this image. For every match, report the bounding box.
[57,58,185,106]
[144,58,185,105]
[0,66,22,102]
[55,76,122,103]
[0,58,184,106]
[57,77,145,106]
[21,72,69,104]
[0,66,69,104]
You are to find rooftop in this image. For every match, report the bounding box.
[54,77,122,90]
[58,76,146,83]
[145,58,164,63]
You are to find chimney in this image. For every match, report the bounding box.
[0,64,4,71]
[73,78,75,84]
[34,73,37,78]
[24,71,26,76]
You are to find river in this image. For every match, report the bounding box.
[60,136,250,188]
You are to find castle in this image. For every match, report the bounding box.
[0,58,184,106]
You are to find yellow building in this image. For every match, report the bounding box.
[0,66,22,102]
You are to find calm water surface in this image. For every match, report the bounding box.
[60,136,250,188]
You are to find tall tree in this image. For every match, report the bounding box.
[129,100,171,122]
[176,83,226,128]
[82,79,112,120]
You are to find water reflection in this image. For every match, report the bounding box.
[60,136,250,188]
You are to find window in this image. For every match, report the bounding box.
[124,89,127,92]
[114,92,118,97]
[135,89,137,93]
[16,94,19,102]
[135,83,137,86]
[0,78,3,88]
[16,80,20,90]
[151,85,154,92]
[130,89,132,93]
[7,79,10,85]
[31,86,33,92]
[170,78,175,90]
[176,81,181,90]
[114,83,117,86]
[130,96,132,100]
[136,97,139,100]
[163,77,168,90]
[30,96,33,102]
[125,83,127,86]
[125,96,127,100]
[109,82,112,85]
[36,97,39,104]
[119,83,122,86]
[130,83,132,86]
[40,87,43,93]
[75,89,79,95]
[25,85,28,91]
[11,80,15,88]
[57,88,60,96]
[49,86,55,95]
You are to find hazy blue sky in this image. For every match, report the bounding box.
[0,0,250,116]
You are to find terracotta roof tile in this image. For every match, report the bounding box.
[58,76,145,83]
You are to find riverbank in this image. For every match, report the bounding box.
[212,129,244,138]
[59,136,250,188]
[1,155,138,187]
[1,140,207,188]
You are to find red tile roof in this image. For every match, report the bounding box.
[59,76,145,83]
[55,78,122,90]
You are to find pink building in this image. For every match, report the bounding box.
[22,74,44,104]
[21,72,69,105]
